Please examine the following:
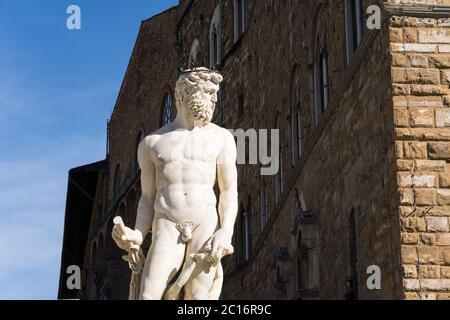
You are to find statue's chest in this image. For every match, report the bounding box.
[153,130,221,164]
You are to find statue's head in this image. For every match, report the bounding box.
[175,67,223,126]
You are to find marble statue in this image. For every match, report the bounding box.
[112,67,238,300]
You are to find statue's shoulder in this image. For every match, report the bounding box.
[140,133,162,152]
[143,123,174,148]
[208,124,236,148]
[209,123,233,137]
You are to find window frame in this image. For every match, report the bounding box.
[292,104,302,167]
[189,38,200,69]
[314,41,330,125]
[345,0,365,64]
[275,152,283,202]
[161,91,173,127]
[260,178,268,231]
[240,210,251,263]
[210,6,221,69]
[234,0,249,43]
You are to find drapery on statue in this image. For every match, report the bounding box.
[112,67,238,300]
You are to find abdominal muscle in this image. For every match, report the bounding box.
[154,183,218,224]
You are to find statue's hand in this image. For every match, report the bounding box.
[205,228,234,265]
[112,225,143,251]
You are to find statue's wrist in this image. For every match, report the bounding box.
[134,229,144,244]
[219,226,233,238]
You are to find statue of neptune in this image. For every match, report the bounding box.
[112,68,238,300]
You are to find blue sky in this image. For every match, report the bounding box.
[0,0,178,299]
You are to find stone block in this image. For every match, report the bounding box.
[402,245,418,264]
[417,246,443,264]
[421,279,450,291]
[404,141,428,159]
[426,217,450,232]
[436,109,450,128]
[428,142,450,159]
[409,107,434,127]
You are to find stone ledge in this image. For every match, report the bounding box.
[384,3,450,17]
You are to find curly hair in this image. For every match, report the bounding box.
[175,67,223,110]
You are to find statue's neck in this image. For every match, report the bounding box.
[174,112,197,130]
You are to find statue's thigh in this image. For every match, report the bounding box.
[140,218,185,299]
[184,218,218,299]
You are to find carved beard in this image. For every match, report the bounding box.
[188,94,215,126]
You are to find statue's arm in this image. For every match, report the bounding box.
[216,130,238,235]
[134,137,157,243]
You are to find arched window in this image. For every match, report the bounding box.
[292,104,302,166]
[275,152,283,202]
[296,230,304,290]
[345,0,364,64]
[234,0,249,42]
[161,92,173,126]
[240,205,251,263]
[210,6,221,69]
[294,212,320,294]
[260,178,268,231]
[291,67,303,166]
[189,39,200,69]
[213,91,223,125]
[113,165,122,202]
[314,10,330,125]
[275,113,283,202]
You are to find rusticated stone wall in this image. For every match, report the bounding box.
[389,15,450,300]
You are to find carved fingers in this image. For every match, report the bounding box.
[204,229,234,265]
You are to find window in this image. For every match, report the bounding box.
[346,209,359,300]
[345,0,364,63]
[292,105,302,167]
[313,9,330,125]
[294,213,320,293]
[275,152,283,202]
[212,92,223,125]
[238,94,244,117]
[234,0,249,42]
[296,232,304,290]
[240,209,251,263]
[260,179,268,230]
[113,165,122,201]
[210,6,221,69]
[188,39,200,69]
[314,39,330,125]
[161,92,173,126]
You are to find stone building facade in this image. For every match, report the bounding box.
[58,0,450,300]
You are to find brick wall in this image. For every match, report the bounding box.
[390,15,450,300]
